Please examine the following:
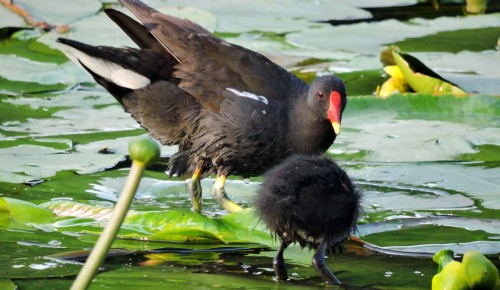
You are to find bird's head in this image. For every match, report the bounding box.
[307,76,347,135]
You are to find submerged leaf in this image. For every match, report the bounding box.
[0,197,56,225]
[41,200,268,244]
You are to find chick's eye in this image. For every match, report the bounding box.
[317,92,325,99]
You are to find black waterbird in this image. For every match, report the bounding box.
[57,0,347,213]
[255,155,360,284]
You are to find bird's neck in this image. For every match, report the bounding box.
[287,104,335,154]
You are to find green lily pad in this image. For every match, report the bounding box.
[0,197,56,225]
[391,27,500,53]
[0,37,67,64]
[363,224,495,247]
[41,200,268,244]
[0,77,67,94]
[0,145,126,183]
[0,279,17,290]
[0,54,87,88]
[0,6,26,38]
[287,13,500,55]
[348,162,500,211]
[0,6,25,27]
[142,0,369,33]
[0,255,82,279]
[337,70,387,96]
[457,144,500,163]
[39,5,217,50]
[14,0,102,24]
[336,94,500,163]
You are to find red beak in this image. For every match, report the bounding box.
[328,91,342,135]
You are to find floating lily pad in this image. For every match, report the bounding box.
[0,6,26,37]
[0,54,87,88]
[362,224,496,248]
[0,147,125,183]
[0,279,16,290]
[457,144,500,163]
[0,77,67,94]
[0,192,270,246]
[347,162,500,211]
[0,197,56,226]
[14,0,102,24]
[0,36,67,64]
[391,27,500,53]
[286,14,500,72]
[337,70,386,96]
[0,96,64,124]
[337,94,500,162]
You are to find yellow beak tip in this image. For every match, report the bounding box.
[332,123,341,135]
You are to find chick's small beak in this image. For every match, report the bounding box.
[328,91,342,135]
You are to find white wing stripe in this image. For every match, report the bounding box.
[226,88,269,105]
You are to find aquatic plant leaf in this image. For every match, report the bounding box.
[0,198,10,228]
[41,200,269,244]
[393,51,467,96]
[0,37,67,64]
[0,147,126,183]
[220,208,272,245]
[0,76,67,93]
[0,54,87,88]
[0,197,56,225]
[0,6,26,38]
[0,279,17,290]
[391,27,500,53]
[0,256,82,279]
[141,251,220,266]
[377,65,412,97]
[337,94,500,163]
[336,70,387,96]
[286,14,500,61]
[362,224,496,247]
[14,0,101,24]
[349,162,500,211]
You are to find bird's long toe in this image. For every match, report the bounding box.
[211,175,242,213]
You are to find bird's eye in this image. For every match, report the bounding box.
[317,92,325,99]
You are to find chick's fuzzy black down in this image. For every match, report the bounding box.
[255,155,360,248]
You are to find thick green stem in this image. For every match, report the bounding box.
[70,161,145,290]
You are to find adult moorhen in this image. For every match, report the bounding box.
[255,155,360,284]
[57,0,347,213]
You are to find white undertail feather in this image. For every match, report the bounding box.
[60,44,151,90]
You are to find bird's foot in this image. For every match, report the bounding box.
[273,241,288,281]
[189,168,203,213]
[211,175,242,213]
[312,241,342,285]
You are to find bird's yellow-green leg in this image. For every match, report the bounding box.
[189,167,203,212]
[211,174,242,213]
